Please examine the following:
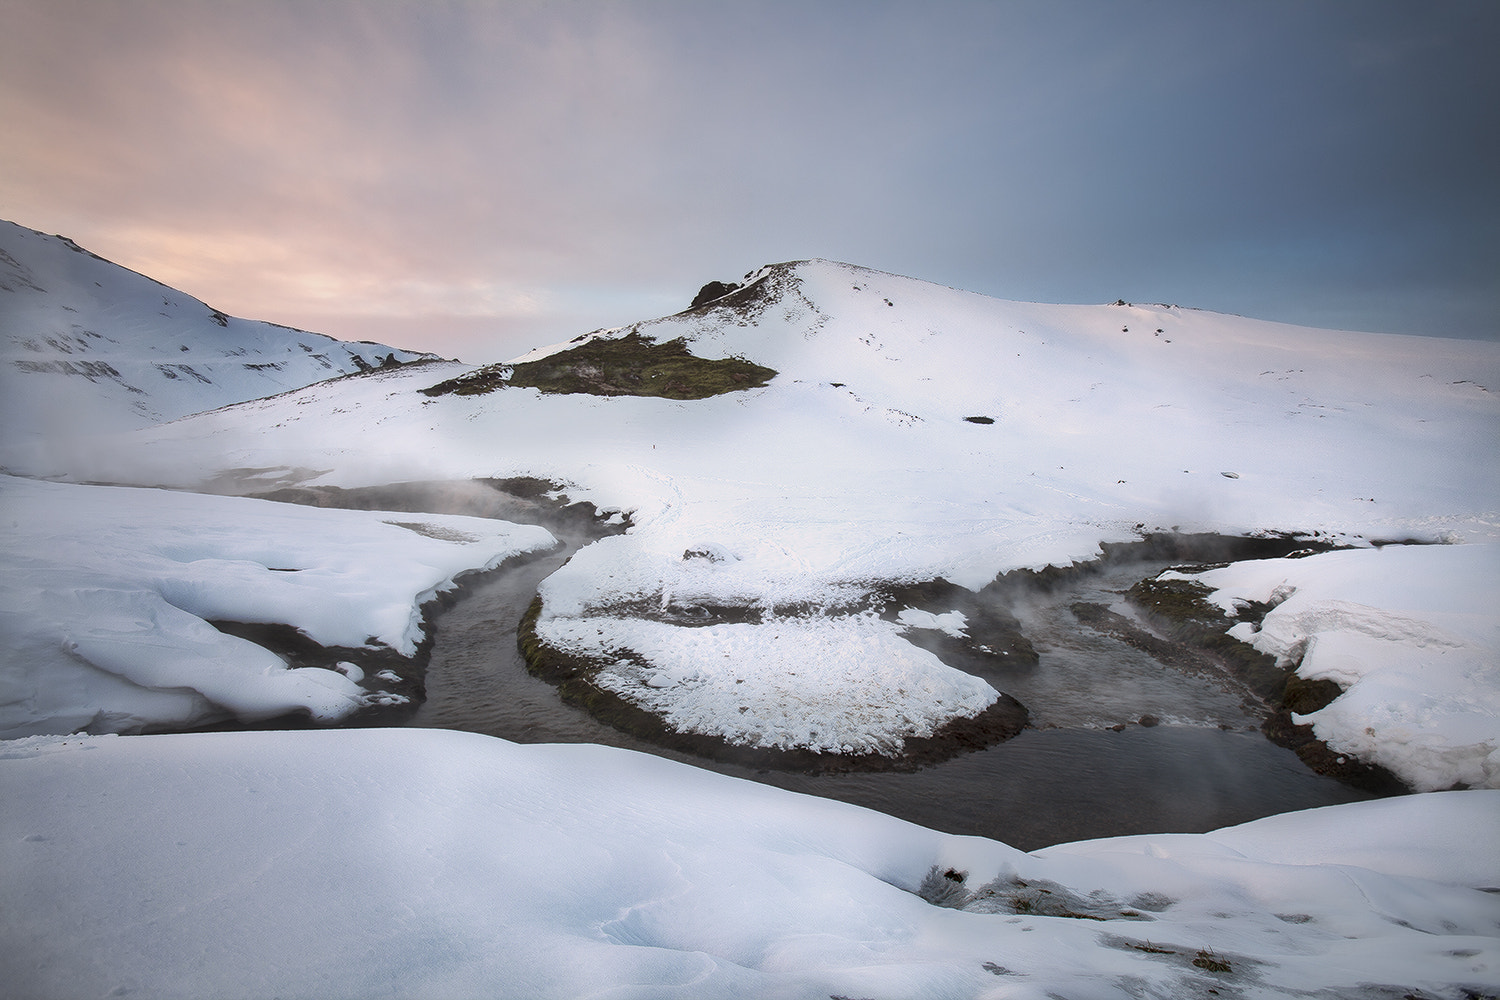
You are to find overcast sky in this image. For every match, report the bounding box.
[3,0,1496,362]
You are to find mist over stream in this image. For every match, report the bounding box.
[257,479,1375,851]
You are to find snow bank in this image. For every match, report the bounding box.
[1170,544,1500,791]
[2,728,1496,999]
[0,476,555,737]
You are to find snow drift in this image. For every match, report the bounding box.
[0,475,555,737]
[1169,543,1500,792]
[2,728,1496,1000]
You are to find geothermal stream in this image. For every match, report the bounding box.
[328,481,1376,852]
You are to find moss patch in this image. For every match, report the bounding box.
[421,331,776,400]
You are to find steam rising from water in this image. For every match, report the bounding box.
[312,480,1375,849]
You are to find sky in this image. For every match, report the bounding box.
[2,0,1496,363]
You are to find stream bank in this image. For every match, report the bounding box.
[207,479,1383,848]
[199,478,626,730]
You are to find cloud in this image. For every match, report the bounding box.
[2,0,1496,355]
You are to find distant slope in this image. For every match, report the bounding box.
[0,220,440,442]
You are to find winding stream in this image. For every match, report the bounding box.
[394,500,1374,851]
[236,479,1375,850]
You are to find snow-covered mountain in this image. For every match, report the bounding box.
[0,220,440,443]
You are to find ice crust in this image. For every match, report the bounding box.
[2,729,1496,1000]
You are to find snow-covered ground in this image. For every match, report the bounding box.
[1167,543,1500,792]
[3,728,1496,1000]
[0,475,555,737]
[3,246,1500,997]
[12,258,1492,766]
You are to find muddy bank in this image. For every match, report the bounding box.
[377,513,1382,846]
[883,531,1407,794]
[511,571,1037,773]
[977,531,1407,791]
[1126,573,1407,794]
[877,577,1040,670]
[988,531,1339,594]
[204,551,547,730]
[196,477,1400,796]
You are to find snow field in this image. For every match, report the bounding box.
[1171,543,1500,791]
[0,476,556,737]
[1,728,1496,1000]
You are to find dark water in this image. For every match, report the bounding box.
[407,530,1375,851]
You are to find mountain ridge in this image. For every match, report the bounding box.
[0,219,440,442]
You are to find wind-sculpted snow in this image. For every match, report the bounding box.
[1167,544,1500,790]
[0,476,556,737]
[5,258,1497,766]
[2,729,1496,999]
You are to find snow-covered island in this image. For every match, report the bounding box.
[3,229,1499,997]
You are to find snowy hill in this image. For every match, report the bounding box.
[0,220,439,443]
[47,258,1497,547]
[8,258,1495,788]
